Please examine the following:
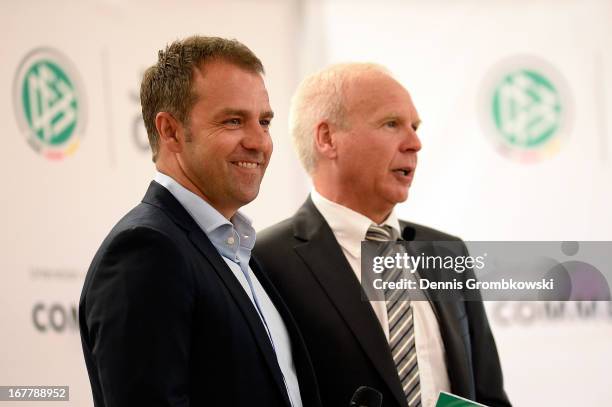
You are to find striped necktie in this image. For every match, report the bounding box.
[366,224,422,407]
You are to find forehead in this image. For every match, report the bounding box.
[191,60,270,109]
[344,73,418,121]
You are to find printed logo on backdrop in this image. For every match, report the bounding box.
[491,301,612,327]
[479,56,572,163]
[129,72,151,154]
[13,48,87,160]
[29,268,81,334]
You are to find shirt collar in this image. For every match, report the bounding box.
[310,188,401,259]
[154,171,256,262]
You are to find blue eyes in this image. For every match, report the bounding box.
[224,118,271,129]
[383,121,419,131]
[226,118,242,126]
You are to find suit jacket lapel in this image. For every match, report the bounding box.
[292,198,408,407]
[251,258,322,407]
[142,181,291,407]
[428,300,473,396]
[404,231,473,397]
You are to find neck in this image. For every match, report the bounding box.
[156,159,236,220]
[313,178,392,225]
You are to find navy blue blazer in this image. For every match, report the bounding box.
[79,182,321,407]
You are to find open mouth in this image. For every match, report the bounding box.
[392,168,412,177]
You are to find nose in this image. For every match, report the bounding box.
[241,121,272,153]
[401,126,422,153]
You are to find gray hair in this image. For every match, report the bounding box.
[289,63,391,174]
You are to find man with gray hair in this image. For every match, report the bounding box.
[79,36,321,407]
[254,63,510,407]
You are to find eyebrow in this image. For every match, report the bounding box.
[214,108,274,120]
[261,110,275,119]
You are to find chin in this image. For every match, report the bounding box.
[384,188,409,205]
[236,188,261,206]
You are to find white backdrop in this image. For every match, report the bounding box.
[1,0,610,406]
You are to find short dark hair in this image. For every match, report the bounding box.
[140,35,264,161]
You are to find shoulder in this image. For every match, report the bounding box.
[83,204,196,307]
[112,201,183,237]
[91,215,189,275]
[253,217,304,274]
[89,202,192,278]
[256,217,296,247]
[93,200,190,257]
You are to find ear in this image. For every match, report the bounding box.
[314,121,338,160]
[155,111,183,154]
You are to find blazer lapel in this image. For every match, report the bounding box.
[292,198,408,407]
[404,232,474,398]
[429,300,473,397]
[251,258,322,407]
[142,181,292,407]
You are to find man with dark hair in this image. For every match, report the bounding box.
[79,36,320,407]
[254,63,510,407]
[140,36,265,162]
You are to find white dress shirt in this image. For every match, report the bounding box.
[311,189,450,407]
[155,171,302,407]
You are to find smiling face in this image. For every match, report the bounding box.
[175,60,273,218]
[330,72,422,222]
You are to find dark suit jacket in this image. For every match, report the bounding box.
[253,197,510,407]
[79,182,321,407]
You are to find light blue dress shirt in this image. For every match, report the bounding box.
[154,171,302,407]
